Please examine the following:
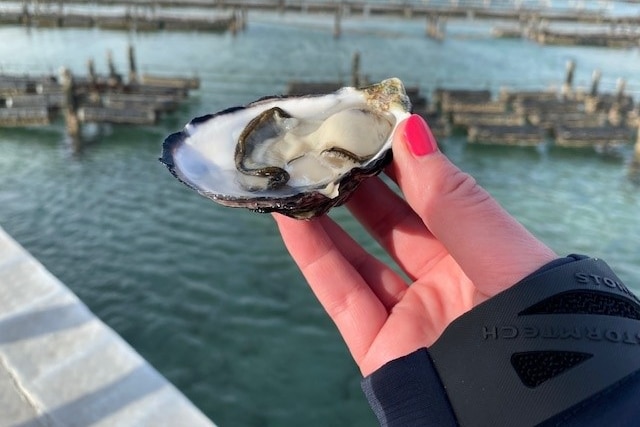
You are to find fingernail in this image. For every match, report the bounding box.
[404,114,438,157]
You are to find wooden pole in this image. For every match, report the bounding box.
[404,5,413,19]
[87,59,97,86]
[61,68,80,139]
[241,7,247,30]
[584,69,601,113]
[426,15,434,38]
[616,77,626,103]
[21,3,30,26]
[608,78,627,126]
[589,69,601,97]
[426,14,444,40]
[561,59,575,99]
[333,5,342,39]
[636,124,640,159]
[230,9,239,35]
[107,50,121,87]
[351,51,360,87]
[128,44,137,84]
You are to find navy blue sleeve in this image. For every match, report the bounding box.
[363,346,640,427]
[361,256,640,426]
[361,348,457,426]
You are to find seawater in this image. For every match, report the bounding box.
[1,7,640,426]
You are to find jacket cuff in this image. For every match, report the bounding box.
[361,348,457,427]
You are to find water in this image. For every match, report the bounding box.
[1,6,640,426]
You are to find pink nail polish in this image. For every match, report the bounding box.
[404,114,438,157]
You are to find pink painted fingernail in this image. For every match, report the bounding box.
[404,114,438,157]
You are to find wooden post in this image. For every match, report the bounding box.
[616,77,626,103]
[230,9,238,35]
[21,3,30,26]
[608,78,627,126]
[636,124,640,159]
[584,69,601,113]
[333,5,342,39]
[440,17,447,39]
[241,7,247,30]
[107,50,121,88]
[351,51,361,87]
[561,60,575,99]
[404,4,413,19]
[590,69,601,97]
[426,15,434,38]
[426,14,444,40]
[128,44,137,84]
[87,59,97,86]
[61,68,80,138]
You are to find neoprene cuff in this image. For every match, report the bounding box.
[362,256,640,427]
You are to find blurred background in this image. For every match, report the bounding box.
[1,0,639,425]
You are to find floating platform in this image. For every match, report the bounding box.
[78,106,157,125]
[554,125,633,148]
[468,124,545,146]
[498,89,559,104]
[100,92,180,113]
[1,92,64,109]
[140,74,201,91]
[0,74,59,97]
[1,9,237,33]
[584,93,634,114]
[0,50,198,130]
[491,26,522,38]
[443,100,505,114]
[435,89,492,113]
[0,106,55,126]
[533,29,640,48]
[452,112,525,127]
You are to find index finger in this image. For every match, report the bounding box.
[273,214,392,366]
[391,115,557,296]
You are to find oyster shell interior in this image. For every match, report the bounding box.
[161,78,411,219]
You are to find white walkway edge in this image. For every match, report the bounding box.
[0,226,216,427]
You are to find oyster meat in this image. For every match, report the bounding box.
[160,78,411,219]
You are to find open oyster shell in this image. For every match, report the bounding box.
[160,78,411,219]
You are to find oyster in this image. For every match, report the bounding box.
[160,78,411,219]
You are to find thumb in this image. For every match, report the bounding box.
[390,114,556,296]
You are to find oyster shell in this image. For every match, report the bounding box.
[160,78,411,219]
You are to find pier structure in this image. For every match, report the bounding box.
[0,45,199,136]
[430,61,637,148]
[0,0,626,23]
[0,225,216,426]
[1,0,640,45]
[2,53,639,151]
[0,74,62,126]
[0,1,241,33]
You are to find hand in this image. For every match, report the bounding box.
[274,114,557,376]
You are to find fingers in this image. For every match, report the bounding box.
[317,215,409,308]
[346,176,449,281]
[390,115,557,296]
[273,214,406,365]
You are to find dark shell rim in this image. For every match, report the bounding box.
[159,88,398,219]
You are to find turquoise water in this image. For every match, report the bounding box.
[1,7,640,426]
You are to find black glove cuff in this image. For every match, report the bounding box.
[429,255,640,426]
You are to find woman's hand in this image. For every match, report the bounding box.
[274,114,556,376]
